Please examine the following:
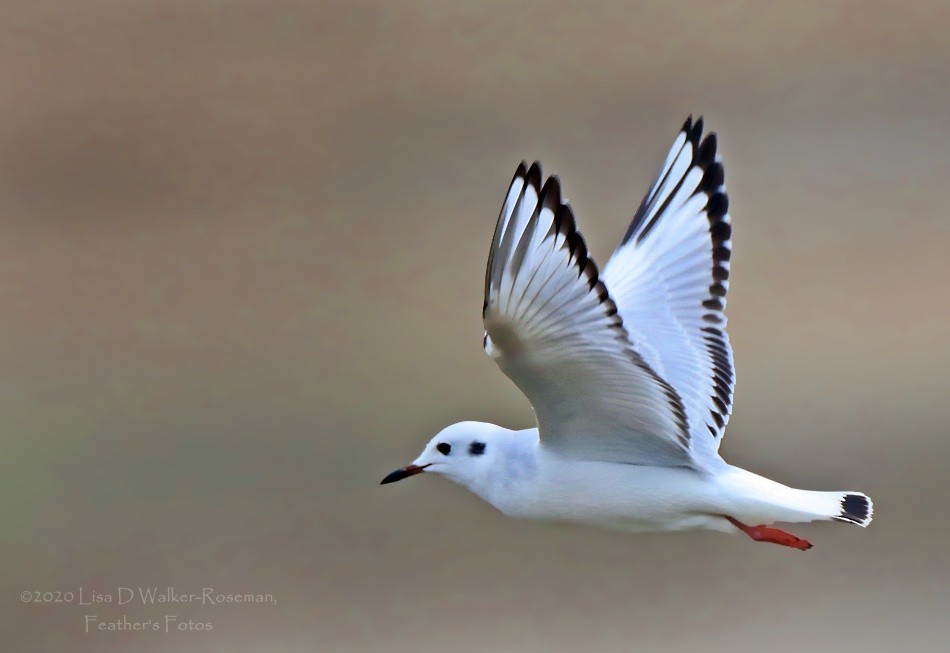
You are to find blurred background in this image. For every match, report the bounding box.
[1,1,948,651]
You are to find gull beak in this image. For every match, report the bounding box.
[380,463,430,485]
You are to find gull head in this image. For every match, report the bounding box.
[380,421,499,489]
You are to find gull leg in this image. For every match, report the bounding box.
[724,516,813,551]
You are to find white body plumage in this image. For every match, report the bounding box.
[406,422,870,538]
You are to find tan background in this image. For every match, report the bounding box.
[2,1,949,651]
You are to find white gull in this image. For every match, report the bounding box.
[382,116,872,550]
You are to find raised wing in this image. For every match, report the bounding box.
[602,116,734,467]
[483,162,694,467]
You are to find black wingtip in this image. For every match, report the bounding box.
[677,114,705,157]
[504,162,529,193]
[697,132,718,167]
[690,115,704,144]
[835,494,872,526]
[526,160,542,180]
[702,161,725,190]
[680,115,719,144]
[707,193,729,222]
[539,175,562,211]
[552,202,575,237]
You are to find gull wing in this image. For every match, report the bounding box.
[602,116,734,468]
[483,162,693,467]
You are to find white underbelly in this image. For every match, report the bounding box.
[486,457,730,533]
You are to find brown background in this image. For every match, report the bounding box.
[2,1,949,651]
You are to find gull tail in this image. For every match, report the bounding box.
[760,487,874,527]
[832,492,874,527]
[722,468,874,527]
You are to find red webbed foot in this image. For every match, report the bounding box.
[725,516,813,551]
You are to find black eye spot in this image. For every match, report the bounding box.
[436,442,451,455]
[468,441,486,456]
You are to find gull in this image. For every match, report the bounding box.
[381,116,872,550]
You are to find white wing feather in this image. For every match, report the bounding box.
[483,163,694,467]
[602,116,735,468]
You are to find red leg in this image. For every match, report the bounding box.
[725,516,813,551]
